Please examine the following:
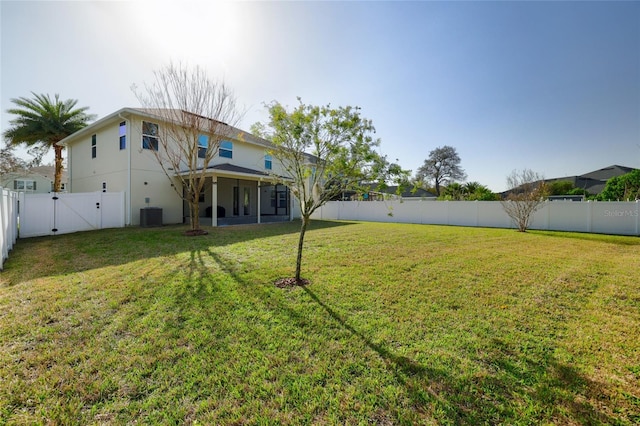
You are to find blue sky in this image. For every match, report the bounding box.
[2,0,639,191]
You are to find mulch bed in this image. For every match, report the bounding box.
[184,229,209,236]
[274,277,310,288]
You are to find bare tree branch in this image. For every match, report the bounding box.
[133,62,244,234]
[500,169,548,232]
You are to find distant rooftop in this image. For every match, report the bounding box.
[543,164,636,195]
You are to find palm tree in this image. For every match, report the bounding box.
[3,93,95,191]
[442,182,464,200]
[463,181,483,195]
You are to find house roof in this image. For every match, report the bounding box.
[178,163,289,181]
[206,163,270,176]
[362,183,436,198]
[0,167,67,183]
[202,163,271,179]
[58,107,320,170]
[503,165,637,196]
[29,166,68,181]
[547,165,636,194]
[382,185,436,198]
[579,165,635,181]
[57,107,275,150]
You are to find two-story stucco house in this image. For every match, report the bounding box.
[58,107,300,226]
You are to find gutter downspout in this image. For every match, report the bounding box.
[66,142,72,193]
[118,112,132,226]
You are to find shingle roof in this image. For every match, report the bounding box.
[579,165,635,181]
[205,163,270,177]
[178,163,289,180]
[534,165,637,195]
[384,186,436,198]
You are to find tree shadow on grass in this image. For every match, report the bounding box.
[1,220,353,286]
[169,246,626,425]
[303,287,624,424]
[299,285,467,422]
[480,336,625,425]
[298,288,624,425]
[198,250,467,422]
[530,229,640,245]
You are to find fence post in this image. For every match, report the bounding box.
[1,188,19,271]
[636,200,640,236]
[545,200,551,230]
[446,201,450,225]
[587,200,592,233]
[0,188,6,269]
[475,200,479,227]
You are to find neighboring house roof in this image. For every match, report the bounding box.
[0,168,69,193]
[543,165,636,195]
[383,185,437,198]
[579,165,635,181]
[28,166,68,183]
[548,195,585,202]
[502,165,637,197]
[0,169,67,184]
[356,184,436,200]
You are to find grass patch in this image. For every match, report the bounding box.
[1,221,639,424]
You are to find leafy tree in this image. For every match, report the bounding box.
[415,145,466,196]
[384,161,412,195]
[3,93,95,191]
[501,169,548,232]
[133,62,242,235]
[255,99,403,284]
[464,181,499,201]
[0,143,28,175]
[547,180,575,196]
[598,170,640,201]
[567,187,589,197]
[439,181,498,201]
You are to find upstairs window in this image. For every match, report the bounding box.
[119,121,126,150]
[91,134,97,158]
[142,121,159,150]
[264,153,272,170]
[198,134,209,159]
[219,140,233,159]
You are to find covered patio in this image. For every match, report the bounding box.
[183,164,292,227]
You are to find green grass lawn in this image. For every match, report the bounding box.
[1,221,639,425]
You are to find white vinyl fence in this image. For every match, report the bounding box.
[19,191,126,238]
[312,199,640,236]
[0,187,19,270]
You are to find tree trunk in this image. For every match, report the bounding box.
[53,145,64,192]
[190,192,200,231]
[295,215,309,282]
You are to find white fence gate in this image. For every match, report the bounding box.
[19,192,126,238]
[1,187,19,270]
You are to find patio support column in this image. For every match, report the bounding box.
[257,179,261,224]
[211,176,218,227]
